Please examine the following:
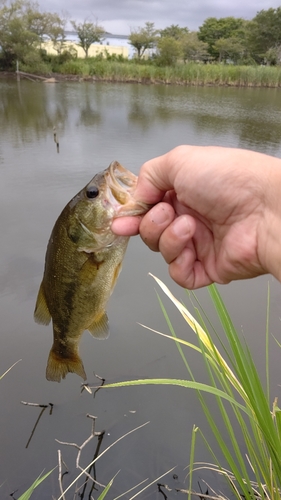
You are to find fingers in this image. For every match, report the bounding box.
[111,215,142,236]
[141,208,217,289]
[169,248,212,289]
[139,202,176,251]
[151,213,214,289]
[158,215,196,263]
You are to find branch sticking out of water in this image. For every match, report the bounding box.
[21,401,54,448]
[56,413,106,494]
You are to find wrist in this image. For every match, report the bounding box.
[259,159,281,282]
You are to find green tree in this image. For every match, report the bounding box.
[265,46,281,65]
[47,12,67,54]
[214,36,246,63]
[159,24,189,39]
[181,32,209,62]
[71,19,105,57]
[156,36,182,66]
[198,16,245,60]
[128,21,157,59]
[0,0,39,67]
[247,8,281,63]
[0,0,67,67]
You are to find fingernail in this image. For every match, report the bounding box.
[172,216,190,237]
[149,205,169,225]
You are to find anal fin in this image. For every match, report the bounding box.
[87,311,109,339]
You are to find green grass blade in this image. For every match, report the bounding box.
[97,472,119,499]
[18,468,55,500]
[266,282,270,403]
[188,426,198,500]
[156,291,192,376]
[105,378,250,415]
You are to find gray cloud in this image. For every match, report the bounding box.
[37,0,281,34]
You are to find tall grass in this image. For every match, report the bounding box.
[105,275,281,499]
[21,56,281,87]
[66,60,281,87]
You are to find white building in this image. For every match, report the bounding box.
[64,31,134,58]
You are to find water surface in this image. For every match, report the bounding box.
[1,78,281,498]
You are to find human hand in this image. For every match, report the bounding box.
[112,146,281,289]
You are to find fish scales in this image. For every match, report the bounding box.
[34,161,150,382]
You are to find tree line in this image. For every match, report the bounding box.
[130,12,281,66]
[0,0,281,71]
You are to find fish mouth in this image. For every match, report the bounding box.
[106,161,149,216]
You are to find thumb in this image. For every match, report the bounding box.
[134,152,178,204]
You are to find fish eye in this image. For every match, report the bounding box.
[86,186,99,199]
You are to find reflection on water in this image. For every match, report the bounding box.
[1,79,281,154]
[1,77,281,498]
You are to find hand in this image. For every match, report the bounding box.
[112,146,281,289]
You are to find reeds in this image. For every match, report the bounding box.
[52,59,281,87]
[18,55,281,87]
[106,275,281,499]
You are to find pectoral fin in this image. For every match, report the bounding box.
[88,311,109,339]
[34,283,51,325]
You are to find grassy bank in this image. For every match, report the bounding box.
[105,276,281,499]
[17,57,281,87]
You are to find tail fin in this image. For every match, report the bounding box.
[46,346,86,382]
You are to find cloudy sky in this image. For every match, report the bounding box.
[37,0,281,35]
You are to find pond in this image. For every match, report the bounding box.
[1,77,281,499]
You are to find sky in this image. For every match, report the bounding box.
[36,0,281,35]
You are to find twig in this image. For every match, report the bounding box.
[21,401,53,448]
[158,482,171,499]
[58,450,67,500]
[53,126,59,153]
[79,416,105,497]
[93,372,105,382]
[55,414,106,494]
[21,401,48,408]
[81,383,92,394]
[25,407,47,448]
[57,421,150,500]
[81,372,105,397]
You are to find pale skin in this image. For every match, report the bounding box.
[111,146,281,289]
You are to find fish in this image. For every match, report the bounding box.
[34,161,150,382]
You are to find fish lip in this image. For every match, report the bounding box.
[105,161,151,217]
[104,160,137,209]
[107,161,138,195]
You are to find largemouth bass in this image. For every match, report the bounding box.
[34,161,149,382]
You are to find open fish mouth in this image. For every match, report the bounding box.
[106,161,137,204]
[105,161,150,216]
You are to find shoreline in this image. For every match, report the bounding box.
[1,70,281,88]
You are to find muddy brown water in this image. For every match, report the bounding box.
[1,78,281,498]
